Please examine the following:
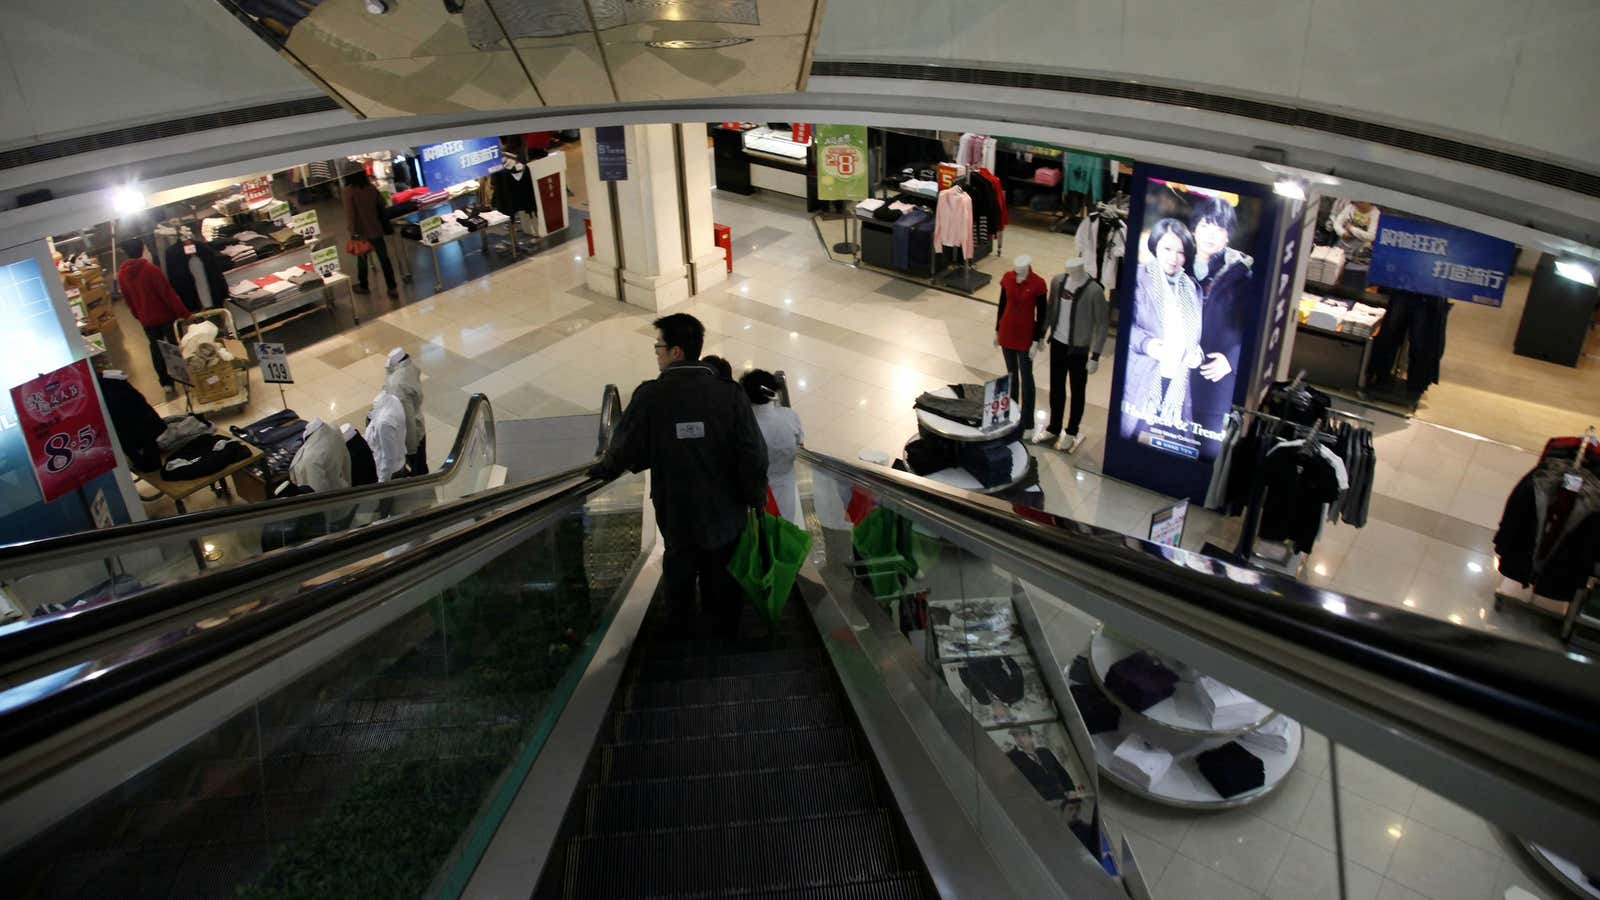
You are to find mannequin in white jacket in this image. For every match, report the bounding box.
[384,348,427,475]
[288,418,351,493]
[365,390,408,482]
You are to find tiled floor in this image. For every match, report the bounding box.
[91,181,1594,899]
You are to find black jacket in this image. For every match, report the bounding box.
[163,240,231,312]
[346,431,378,486]
[591,361,768,549]
[98,374,165,472]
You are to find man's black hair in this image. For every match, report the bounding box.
[653,312,705,361]
[119,237,146,261]
[1190,196,1237,235]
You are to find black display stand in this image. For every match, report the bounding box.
[1515,253,1599,367]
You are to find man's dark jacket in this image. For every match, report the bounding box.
[591,360,768,549]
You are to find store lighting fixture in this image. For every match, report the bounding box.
[1448,613,1463,624]
[648,38,751,50]
[1555,259,1597,287]
[1272,179,1307,201]
[1467,561,1483,574]
[110,186,146,215]
[202,542,223,561]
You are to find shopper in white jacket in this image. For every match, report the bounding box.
[365,390,408,482]
[741,369,804,526]
[288,418,351,493]
[384,348,427,475]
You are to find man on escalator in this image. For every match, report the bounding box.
[590,313,768,635]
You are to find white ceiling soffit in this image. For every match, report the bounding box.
[221,0,823,115]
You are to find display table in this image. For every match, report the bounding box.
[409,210,514,291]
[915,387,1023,443]
[136,445,264,514]
[910,387,1041,505]
[1076,629,1302,809]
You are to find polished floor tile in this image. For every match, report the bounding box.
[1385,819,1502,900]
[1156,851,1264,900]
[1266,834,1385,900]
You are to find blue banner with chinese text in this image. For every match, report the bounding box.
[1368,214,1516,306]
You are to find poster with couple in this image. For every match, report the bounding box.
[1104,166,1289,502]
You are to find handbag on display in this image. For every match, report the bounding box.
[344,238,373,256]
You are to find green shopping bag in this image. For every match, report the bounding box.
[729,510,814,623]
[851,507,919,600]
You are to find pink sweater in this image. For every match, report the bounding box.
[934,187,974,259]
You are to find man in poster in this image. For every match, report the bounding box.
[1189,197,1254,438]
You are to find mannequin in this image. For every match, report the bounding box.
[365,390,408,482]
[97,368,165,472]
[994,255,1049,436]
[289,417,352,493]
[384,348,427,475]
[490,154,538,224]
[1035,257,1110,453]
[1075,203,1127,295]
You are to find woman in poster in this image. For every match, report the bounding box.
[1189,197,1254,437]
[1121,218,1204,438]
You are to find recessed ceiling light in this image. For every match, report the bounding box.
[648,37,752,50]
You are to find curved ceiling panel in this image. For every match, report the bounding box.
[219,0,822,115]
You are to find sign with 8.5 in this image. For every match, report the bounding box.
[9,359,117,502]
[256,342,293,384]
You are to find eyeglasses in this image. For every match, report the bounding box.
[653,342,668,351]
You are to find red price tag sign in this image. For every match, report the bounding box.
[10,359,117,502]
[791,123,813,143]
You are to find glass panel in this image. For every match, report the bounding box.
[0,405,496,622]
[4,475,645,899]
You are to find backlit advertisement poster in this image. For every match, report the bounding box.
[418,137,502,189]
[815,124,868,200]
[1104,166,1283,501]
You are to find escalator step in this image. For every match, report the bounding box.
[624,669,835,710]
[584,761,878,835]
[613,695,843,743]
[560,809,903,899]
[634,647,828,683]
[724,874,932,900]
[602,727,858,782]
[633,630,817,660]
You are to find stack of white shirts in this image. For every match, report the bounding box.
[1344,303,1386,338]
[900,179,939,196]
[1197,675,1261,730]
[1307,245,1346,284]
[1240,715,1294,754]
[1305,299,1350,332]
[855,198,885,215]
[1109,734,1173,790]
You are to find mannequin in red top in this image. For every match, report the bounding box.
[994,255,1049,436]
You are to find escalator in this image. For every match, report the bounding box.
[0,436,1598,899]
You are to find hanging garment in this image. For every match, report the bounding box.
[164,241,229,312]
[995,269,1048,351]
[491,166,538,215]
[934,187,974,259]
[1257,441,1344,551]
[289,419,352,493]
[366,390,408,482]
[974,167,1008,231]
[1075,212,1126,290]
[1494,458,1600,600]
[98,372,165,472]
[1063,152,1105,203]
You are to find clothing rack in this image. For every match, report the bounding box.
[937,171,994,293]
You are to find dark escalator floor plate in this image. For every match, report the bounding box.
[612,695,844,742]
[634,647,829,683]
[560,809,904,899]
[584,761,878,836]
[601,726,859,782]
[624,669,835,710]
[724,874,931,900]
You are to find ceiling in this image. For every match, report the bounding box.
[220,0,824,116]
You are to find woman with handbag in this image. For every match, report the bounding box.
[341,170,398,299]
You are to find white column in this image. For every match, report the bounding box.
[580,123,721,311]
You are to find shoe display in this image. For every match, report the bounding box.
[1057,433,1084,454]
[1031,429,1058,445]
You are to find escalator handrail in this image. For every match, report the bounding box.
[0,392,500,576]
[797,445,1600,756]
[0,460,596,673]
[0,470,615,762]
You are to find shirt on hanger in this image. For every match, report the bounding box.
[1258,442,1344,551]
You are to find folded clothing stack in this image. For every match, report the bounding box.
[900,179,939,195]
[855,198,886,216]
[1104,650,1179,712]
[1239,715,1294,755]
[1109,734,1172,790]
[1069,682,1121,734]
[1195,741,1266,798]
[903,433,958,476]
[161,434,251,481]
[1344,303,1386,338]
[914,384,985,427]
[391,186,429,203]
[1307,245,1346,285]
[1196,675,1262,730]
[958,440,1014,488]
[873,206,904,222]
[221,244,257,267]
[415,190,451,207]
[231,409,307,476]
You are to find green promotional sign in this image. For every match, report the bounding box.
[815,124,869,200]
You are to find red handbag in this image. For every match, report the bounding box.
[345,238,373,256]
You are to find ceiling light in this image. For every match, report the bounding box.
[1448,613,1463,624]
[364,0,389,13]
[110,186,146,215]
[648,38,752,50]
[1466,561,1483,574]
[1273,179,1307,201]
[1555,260,1597,287]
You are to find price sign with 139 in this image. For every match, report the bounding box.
[257,342,293,384]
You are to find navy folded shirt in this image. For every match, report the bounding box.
[1104,651,1179,712]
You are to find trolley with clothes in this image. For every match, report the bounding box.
[172,308,251,417]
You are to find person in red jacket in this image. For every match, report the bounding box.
[117,237,191,395]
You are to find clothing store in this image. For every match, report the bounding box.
[1286,193,1600,450]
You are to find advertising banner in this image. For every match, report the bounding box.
[417,137,502,189]
[1103,166,1284,502]
[815,124,869,201]
[1367,214,1517,306]
[10,359,117,503]
[595,126,628,181]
